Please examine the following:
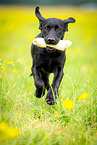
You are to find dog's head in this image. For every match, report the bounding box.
[35,6,75,46]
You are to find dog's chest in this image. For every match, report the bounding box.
[38,54,58,72]
[35,48,65,73]
[41,60,57,73]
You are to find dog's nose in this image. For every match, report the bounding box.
[47,38,55,43]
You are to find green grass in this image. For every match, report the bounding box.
[0,5,97,145]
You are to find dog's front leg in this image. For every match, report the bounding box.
[46,68,64,105]
[52,68,64,95]
[32,66,45,98]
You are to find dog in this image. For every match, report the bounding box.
[31,6,76,105]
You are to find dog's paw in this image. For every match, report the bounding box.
[46,98,55,105]
[45,93,55,105]
[35,86,45,98]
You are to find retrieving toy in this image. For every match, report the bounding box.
[33,37,72,51]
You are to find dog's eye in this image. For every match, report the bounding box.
[56,28,61,31]
[45,27,49,31]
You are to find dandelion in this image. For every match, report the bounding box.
[0,122,9,132]
[0,122,9,141]
[1,66,5,71]
[62,99,75,109]
[12,69,18,73]
[7,127,20,138]
[7,60,13,65]
[78,93,90,100]
[0,122,20,140]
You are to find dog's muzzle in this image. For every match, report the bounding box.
[46,46,56,52]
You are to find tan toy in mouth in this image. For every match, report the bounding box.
[32,37,72,51]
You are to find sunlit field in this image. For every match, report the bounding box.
[0,5,97,145]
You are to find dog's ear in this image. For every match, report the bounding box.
[63,17,76,31]
[35,6,45,30]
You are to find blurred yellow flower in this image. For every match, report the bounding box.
[78,93,90,100]
[0,122,9,132]
[62,100,75,109]
[7,60,13,65]
[1,66,5,71]
[7,127,20,138]
[13,69,18,73]
[0,122,20,140]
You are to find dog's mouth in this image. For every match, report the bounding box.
[46,46,56,52]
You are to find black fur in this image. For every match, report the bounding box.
[31,6,75,105]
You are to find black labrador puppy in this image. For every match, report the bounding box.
[31,6,75,105]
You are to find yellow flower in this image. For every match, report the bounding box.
[62,100,75,109]
[0,122,20,140]
[13,69,18,73]
[78,93,90,100]
[7,60,13,65]
[1,66,5,71]
[0,122,9,141]
[0,122,9,132]
[7,127,20,138]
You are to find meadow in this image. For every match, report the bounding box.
[0,5,97,145]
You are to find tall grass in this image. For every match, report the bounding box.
[0,6,97,145]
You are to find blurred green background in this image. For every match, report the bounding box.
[0,0,97,144]
[0,0,97,5]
